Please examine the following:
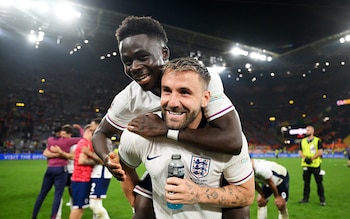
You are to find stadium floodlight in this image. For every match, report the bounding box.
[35,1,49,13]
[28,30,36,42]
[0,0,13,7]
[230,47,249,56]
[15,0,33,10]
[37,30,45,41]
[54,2,80,21]
[207,65,226,74]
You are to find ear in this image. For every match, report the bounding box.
[201,90,211,108]
[162,46,170,61]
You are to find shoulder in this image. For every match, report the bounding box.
[120,129,149,145]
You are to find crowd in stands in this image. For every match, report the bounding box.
[1,58,349,155]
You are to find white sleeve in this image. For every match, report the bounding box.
[223,133,254,185]
[106,82,160,130]
[118,129,146,169]
[205,71,235,121]
[106,84,135,130]
[254,161,272,180]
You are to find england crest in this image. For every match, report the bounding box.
[190,155,210,178]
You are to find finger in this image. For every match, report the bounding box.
[127,125,135,131]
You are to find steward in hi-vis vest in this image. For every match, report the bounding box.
[300,136,322,167]
[298,125,326,206]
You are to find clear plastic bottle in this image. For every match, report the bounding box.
[167,154,185,210]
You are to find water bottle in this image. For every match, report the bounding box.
[167,154,185,210]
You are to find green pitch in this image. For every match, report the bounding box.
[0,157,349,218]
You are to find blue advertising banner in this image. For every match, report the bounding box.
[0,154,46,160]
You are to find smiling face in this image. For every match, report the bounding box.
[160,70,210,130]
[119,34,169,91]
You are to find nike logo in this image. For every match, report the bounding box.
[147,155,161,160]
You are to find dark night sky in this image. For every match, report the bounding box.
[82,0,350,53]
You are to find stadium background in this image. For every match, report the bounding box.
[0,0,349,158]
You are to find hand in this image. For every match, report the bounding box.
[165,177,200,205]
[127,113,167,137]
[105,152,126,181]
[50,145,62,153]
[304,157,312,164]
[274,196,286,211]
[257,194,267,207]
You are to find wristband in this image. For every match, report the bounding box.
[167,129,179,141]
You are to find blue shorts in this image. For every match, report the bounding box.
[133,171,152,199]
[262,172,290,202]
[71,181,91,209]
[90,178,111,199]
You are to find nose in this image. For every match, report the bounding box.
[130,60,142,73]
[167,92,180,108]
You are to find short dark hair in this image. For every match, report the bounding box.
[61,124,73,134]
[162,57,211,86]
[54,126,62,133]
[116,16,168,44]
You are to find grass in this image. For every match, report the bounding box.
[0,157,349,218]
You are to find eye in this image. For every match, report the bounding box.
[161,86,171,95]
[179,88,191,95]
[139,54,149,61]
[122,58,132,66]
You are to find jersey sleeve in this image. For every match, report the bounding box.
[106,82,160,130]
[118,129,145,169]
[105,84,136,130]
[223,133,254,185]
[254,162,272,180]
[205,71,235,121]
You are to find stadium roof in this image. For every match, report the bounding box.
[0,0,349,83]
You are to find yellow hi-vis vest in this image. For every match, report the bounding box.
[301,137,321,167]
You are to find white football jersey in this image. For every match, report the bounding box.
[118,130,253,219]
[106,71,234,130]
[253,159,288,186]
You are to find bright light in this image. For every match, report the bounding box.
[55,2,80,21]
[15,0,33,10]
[207,65,226,74]
[37,31,45,41]
[289,128,306,135]
[230,47,248,56]
[36,1,49,13]
[28,30,36,42]
[250,52,267,61]
[16,102,25,107]
[0,0,13,7]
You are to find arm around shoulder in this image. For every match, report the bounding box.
[179,110,243,155]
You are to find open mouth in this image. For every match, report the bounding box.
[134,73,151,85]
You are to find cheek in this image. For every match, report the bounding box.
[160,98,167,107]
